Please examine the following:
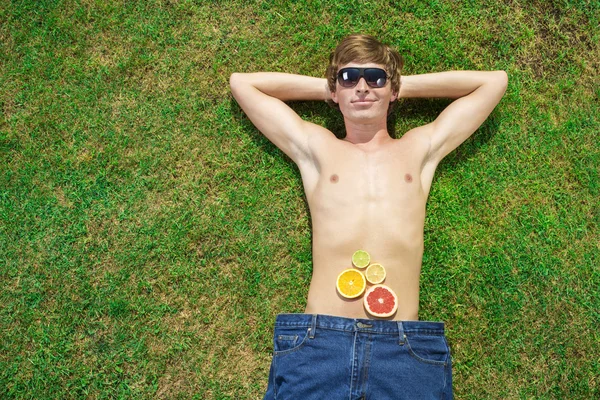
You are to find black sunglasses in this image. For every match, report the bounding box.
[337,67,388,88]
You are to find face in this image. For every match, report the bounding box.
[330,63,397,124]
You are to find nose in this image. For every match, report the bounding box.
[355,77,369,92]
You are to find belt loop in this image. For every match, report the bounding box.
[309,315,317,339]
[397,321,406,345]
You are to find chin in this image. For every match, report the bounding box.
[343,108,386,123]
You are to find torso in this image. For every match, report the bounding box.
[296,125,436,320]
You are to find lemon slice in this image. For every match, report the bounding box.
[365,263,386,284]
[336,269,366,299]
[351,250,370,269]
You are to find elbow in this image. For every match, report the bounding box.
[229,72,241,91]
[495,70,508,92]
[484,70,508,97]
[229,72,247,98]
[229,72,252,97]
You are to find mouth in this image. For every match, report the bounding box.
[351,99,376,104]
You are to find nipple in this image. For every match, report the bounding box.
[330,174,339,183]
[404,173,413,183]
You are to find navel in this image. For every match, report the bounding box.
[330,174,339,183]
[404,173,413,183]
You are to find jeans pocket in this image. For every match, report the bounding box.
[273,326,311,355]
[405,334,450,366]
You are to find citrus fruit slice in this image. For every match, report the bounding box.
[364,284,398,318]
[336,269,366,299]
[365,263,386,284]
[352,250,370,269]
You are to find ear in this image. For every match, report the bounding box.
[330,91,339,104]
[390,91,398,102]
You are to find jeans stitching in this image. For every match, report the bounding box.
[275,324,444,336]
[272,354,278,399]
[438,360,447,400]
[273,328,311,356]
[404,336,449,366]
[362,334,372,399]
[277,335,298,342]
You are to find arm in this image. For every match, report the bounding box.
[229,72,330,164]
[399,71,508,163]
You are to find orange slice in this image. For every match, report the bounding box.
[365,263,386,284]
[351,250,370,269]
[336,269,366,299]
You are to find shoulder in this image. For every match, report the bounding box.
[304,123,341,152]
[295,122,338,169]
[397,125,441,194]
[290,123,342,196]
[397,125,434,159]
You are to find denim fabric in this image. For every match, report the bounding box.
[263,314,452,400]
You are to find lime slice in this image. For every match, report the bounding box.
[352,250,370,269]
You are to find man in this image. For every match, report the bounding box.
[230,35,507,399]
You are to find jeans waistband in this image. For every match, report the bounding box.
[274,314,445,335]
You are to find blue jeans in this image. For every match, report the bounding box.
[264,314,452,400]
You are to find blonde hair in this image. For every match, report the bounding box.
[326,35,403,97]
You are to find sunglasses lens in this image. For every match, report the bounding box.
[337,68,387,88]
[338,68,360,87]
[365,69,387,87]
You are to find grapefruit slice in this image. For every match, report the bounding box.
[352,250,370,269]
[365,263,386,284]
[336,269,366,299]
[364,284,398,318]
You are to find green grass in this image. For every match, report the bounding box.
[1,0,598,398]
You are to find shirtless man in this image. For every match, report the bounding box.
[230,35,507,399]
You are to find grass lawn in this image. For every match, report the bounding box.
[1,0,598,398]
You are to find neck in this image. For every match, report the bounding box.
[343,118,391,146]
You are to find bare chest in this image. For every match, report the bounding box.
[307,141,426,209]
